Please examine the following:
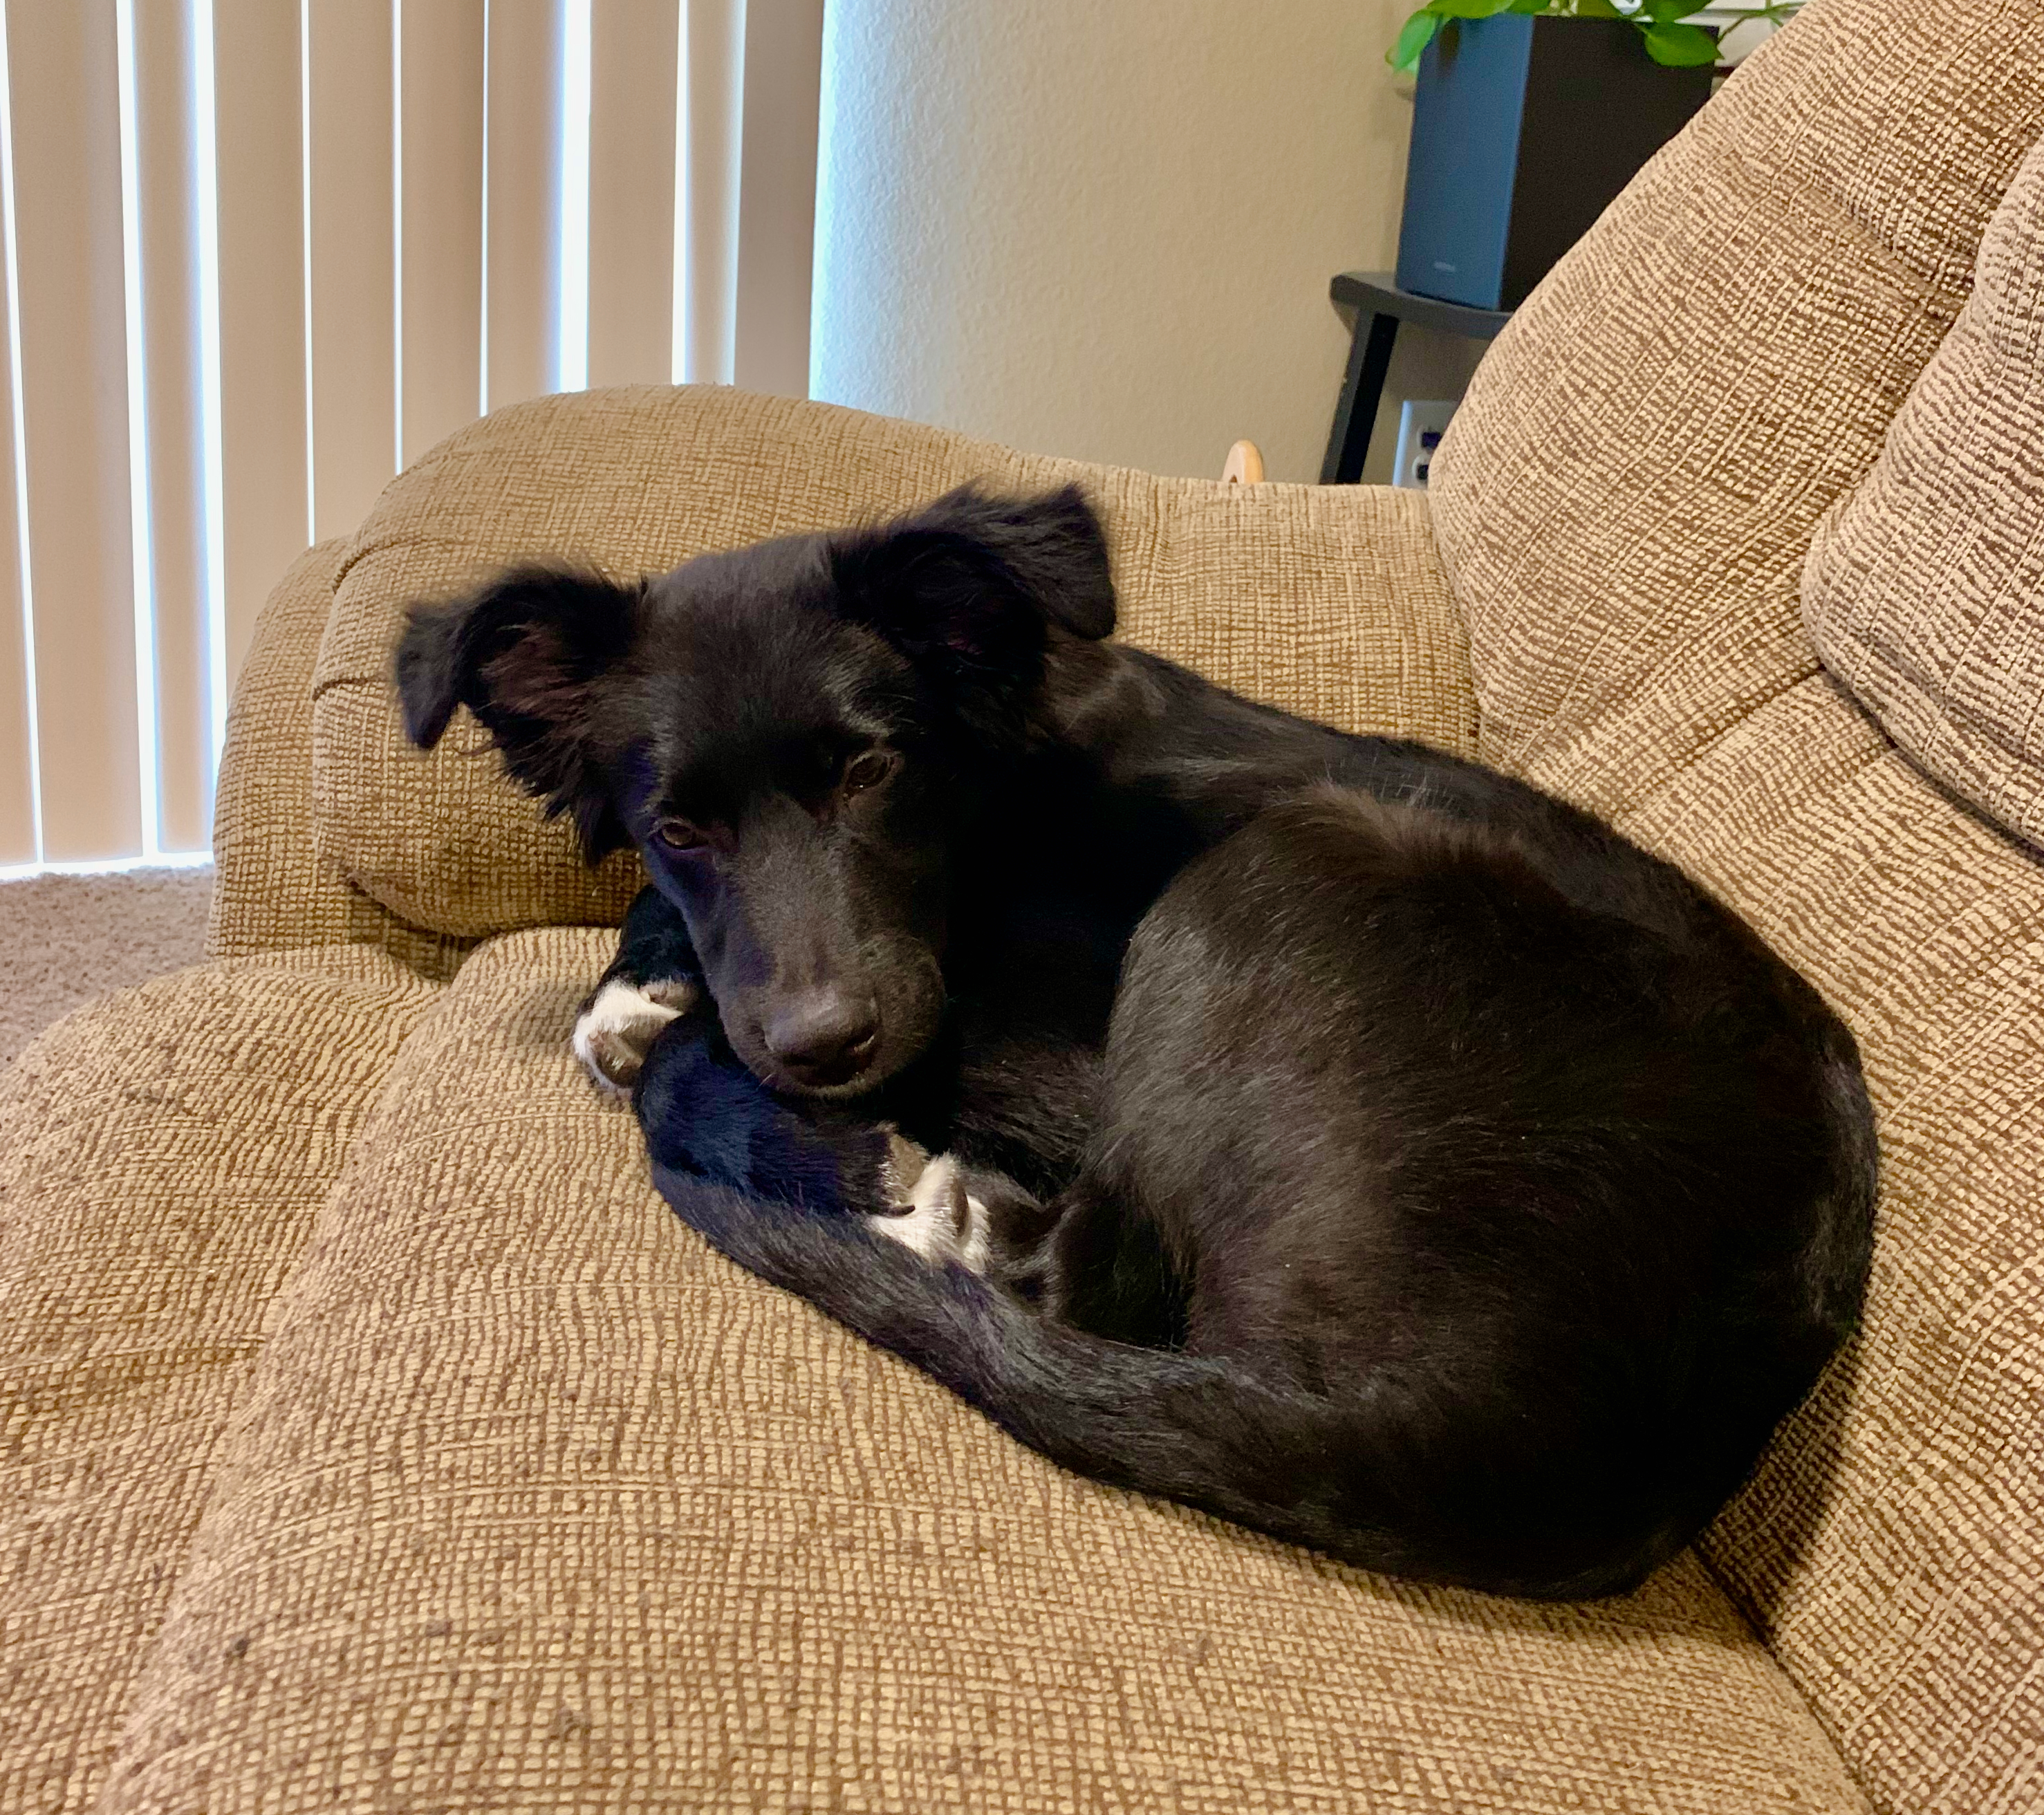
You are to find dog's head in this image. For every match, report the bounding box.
[395,483,1115,1098]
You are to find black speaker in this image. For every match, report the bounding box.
[1395,16,1714,312]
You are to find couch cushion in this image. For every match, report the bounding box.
[96,931,1868,1814]
[311,386,1477,939]
[1429,0,2044,806]
[1803,136,2044,849]
[1427,0,2044,1806]
[0,950,441,1815]
[1649,684,2044,1815]
[210,539,472,976]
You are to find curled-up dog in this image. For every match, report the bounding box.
[396,484,1875,1600]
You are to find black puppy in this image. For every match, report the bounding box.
[396,484,1875,1600]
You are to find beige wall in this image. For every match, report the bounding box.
[811,0,1481,484]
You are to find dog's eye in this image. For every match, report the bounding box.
[652,818,707,853]
[842,750,895,797]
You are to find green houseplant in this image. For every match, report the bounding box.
[1388,0,1799,74]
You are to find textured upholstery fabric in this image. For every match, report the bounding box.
[210,539,473,978]
[1804,136,2044,850]
[95,932,1868,1815]
[1428,1,2044,1807]
[310,387,1477,938]
[0,951,441,1815]
[1642,685,2044,1815]
[1431,0,2044,808]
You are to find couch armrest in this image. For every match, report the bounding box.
[307,385,1477,941]
[207,539,472,977]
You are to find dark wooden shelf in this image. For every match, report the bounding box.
[1330,272,1513,340]
[1321,272,1514,484]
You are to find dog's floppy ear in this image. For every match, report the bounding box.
[393,567,640,859]
[830,483,1117,671]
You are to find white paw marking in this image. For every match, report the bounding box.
[868,1152,990,1274]
[572,976,699,1097]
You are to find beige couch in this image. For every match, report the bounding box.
[7,0,2041,1807]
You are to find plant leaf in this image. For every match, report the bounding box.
[1644,0,1712,19]
[1507,0,1552,12]
[1430,0,1518,18]
[1387,6,1443,70]
[1572,0,1621,14]
[1640,19,1720,62]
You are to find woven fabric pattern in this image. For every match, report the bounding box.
[210,540,474,978]
[1429,0,2044,1806]
[1628,678,2044,1815]
[1803,136,2044,848]
[96,932,1867,1815]
[310,387,1477,938]
[1430,0,2044,812]
[0,950,441,1815]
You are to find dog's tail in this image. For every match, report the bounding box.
[653,1166,1674,1600]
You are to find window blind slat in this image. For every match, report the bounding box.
[0,0,821,873]
[400,0,484,467]
[6,1,140,862]
[133,0,210,853]
[483,0,559,410]
[588,0,678,389]
[682,0,741,386]
[733,0,820,398]
[0,13,30,865]
[214,0,308,700]
[307,0,395,543]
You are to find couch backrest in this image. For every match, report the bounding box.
[1802,133,2044,857]
[1429,1,2044,1807]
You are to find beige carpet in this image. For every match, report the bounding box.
[0,866,215,1068]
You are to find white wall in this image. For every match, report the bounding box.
[811,0,1477,484]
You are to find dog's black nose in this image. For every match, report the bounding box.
[764,991,880,1087]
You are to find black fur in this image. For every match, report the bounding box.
[396,568,643,858]
[397,483,1877,1599]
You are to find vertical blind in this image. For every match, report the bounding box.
[0,0,821,873]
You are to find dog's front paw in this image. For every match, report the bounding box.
[870,1135,991,1273]
[573,976,701,1097]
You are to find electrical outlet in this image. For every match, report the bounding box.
[1393,400,1458,491]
